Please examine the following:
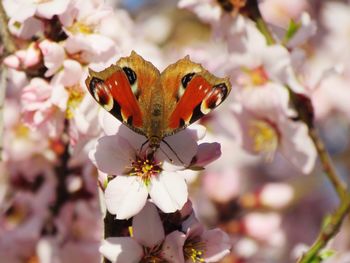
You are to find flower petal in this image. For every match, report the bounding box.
[149,172,188,213]
[192,142,221,167]
[162,231,186,263]
[157,128,198,168]
[132,201,165,248]
[279,119,317,174]
[99,237,143,263]
[104,176,148,219]
[91,135,134,175]
[201,229,231,262]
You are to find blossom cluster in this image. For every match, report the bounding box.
[1,0,350,262]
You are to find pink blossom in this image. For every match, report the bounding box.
[259,0,309,28]
[100,201,183,263]
[89,122,199,219]
[259,183,294,209]
[21,78,68,138]
[4,43,41,70]
[3,0,71,22]
[203,169,241,203]
[242,212,284,245]
[167,213,231,262]
[232,100,317,174]
[39,40,84,86]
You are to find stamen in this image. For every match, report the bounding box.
[184,238,206,263]
[127,155,162,186]
[248,120,279,161]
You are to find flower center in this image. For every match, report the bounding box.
[184,238,206,263]
[248,120,279,160]
[128,156,162,186]
[241,66,269,86]
[68,21,94,35]
[65,85,85,119]
[141,245,165,263]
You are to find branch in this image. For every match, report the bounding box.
[308,128,348,199]
[0,0,16,161]
[297,195,350,263]
[0,0,15,56]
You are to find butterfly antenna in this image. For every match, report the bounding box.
[159,146,174,163]
[139,139,149,155]
[161,139,186,166]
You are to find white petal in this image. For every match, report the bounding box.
[132,201,165,248]
[105,176,148,219]
[99,237,143,263]
[279,119,317,174]
[149,172,188,213]
[92,135,134,175]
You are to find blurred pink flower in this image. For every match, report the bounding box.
[203,169,241,203]
[232,100,316,174]
[39,40,83,86]
[3,0,71,22]
[242,212,284,245]
[21,78,68,138]
[178,0,222,25]
[3,43,41,70]
[259,0,309,28]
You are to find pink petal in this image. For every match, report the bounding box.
[162,231,186,263]
[203,169,241,203]
[8,17,44,40]
[99,237,143,263]
[101,111,122,136]
[104,176,148,219]
[157,129,198,168]
[36,0,71,19]
[201,229,231,262]
[39,40,65,77]
[192,142,221,167]
[52,59,83,86]
[182,213,204,238]
[279,119,316,174]
[91,135,134,175]
[149,172,188,213]
[132,201,165,248]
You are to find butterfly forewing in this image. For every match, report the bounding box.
[86,52,161,136]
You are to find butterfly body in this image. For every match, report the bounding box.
[86,51,231,153]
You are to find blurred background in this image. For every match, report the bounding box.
[1,0,350,262]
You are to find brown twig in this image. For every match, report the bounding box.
[0,0,16,161]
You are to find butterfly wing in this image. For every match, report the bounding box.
[160,56,232,136]
[85,51,160,136]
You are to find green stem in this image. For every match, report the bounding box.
[297,196,350,263]
[255,17,275,45]
[308,128,348,200]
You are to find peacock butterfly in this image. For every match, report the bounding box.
[85,51,231,155]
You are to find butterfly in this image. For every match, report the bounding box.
[85,51,231,157]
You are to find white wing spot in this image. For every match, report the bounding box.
[114,80,118,86]
[199,85,203,90]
